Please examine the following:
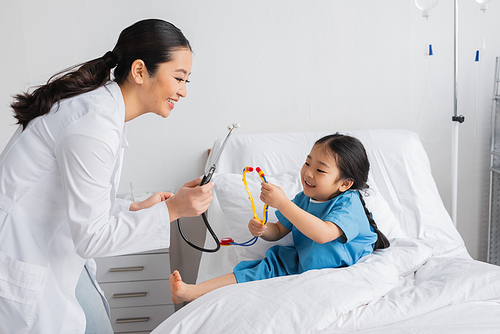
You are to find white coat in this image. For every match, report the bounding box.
[0,82,171,333]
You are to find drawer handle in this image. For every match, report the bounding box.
[116,317,150,324]
[109,266,144,272]
[113,292,147,299]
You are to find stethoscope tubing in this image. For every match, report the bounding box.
[177,211,221,253]
[177,125,237,253]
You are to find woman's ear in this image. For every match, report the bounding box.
[339,179,354,192]
[130,59,147,84]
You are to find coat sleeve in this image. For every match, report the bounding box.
[111,198,133,216]
[55,111,170,258]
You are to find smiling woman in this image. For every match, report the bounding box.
[121,49,192,121]
[0,19,213,334]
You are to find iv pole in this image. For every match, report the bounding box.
[451,0,465,226]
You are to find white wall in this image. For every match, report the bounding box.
[1,0,498,261]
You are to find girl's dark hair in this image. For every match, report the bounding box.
[11,19,191,130]
[314,133,390,251]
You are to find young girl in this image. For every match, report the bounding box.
[170,133,389,303]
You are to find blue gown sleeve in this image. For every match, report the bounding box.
[274,193,302,231]
[324,194,360,243]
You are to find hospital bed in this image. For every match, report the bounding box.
[153,129,500,333]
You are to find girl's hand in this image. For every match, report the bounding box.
[130,191,174,211]
[260,182,289,210]
[248,218,267,237]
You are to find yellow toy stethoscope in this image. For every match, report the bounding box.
[220,166,269,246]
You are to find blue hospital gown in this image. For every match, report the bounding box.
[233,190,377,283]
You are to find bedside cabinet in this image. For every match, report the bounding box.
[95,249,174,333]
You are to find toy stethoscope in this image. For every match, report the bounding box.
[219,166,268,247]
[177,124,269,252]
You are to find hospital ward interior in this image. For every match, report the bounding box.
[1,0,500,333]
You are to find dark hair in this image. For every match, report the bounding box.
[314,133,390,251]
[11,19,192,130]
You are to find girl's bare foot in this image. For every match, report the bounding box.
[169,271,237,304]
[169,270,194,304]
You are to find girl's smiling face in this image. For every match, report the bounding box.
[300,144,354,201]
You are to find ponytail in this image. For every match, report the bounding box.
[12,53,115,130]
[358,191,390,251]
[11,19,191,130]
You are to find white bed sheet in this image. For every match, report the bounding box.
[155,239,500,333]
[152,129,499,333]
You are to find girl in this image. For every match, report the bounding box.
[0,19,213,334]
[170,133,389,303]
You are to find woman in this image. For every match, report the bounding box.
[0,19,212,333]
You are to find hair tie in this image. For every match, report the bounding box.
[102,51,117,69]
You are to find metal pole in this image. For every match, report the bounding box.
[487,57,500,263]
[454,0,459,119]
[451,0,465,226]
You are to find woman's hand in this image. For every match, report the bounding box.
[260,182,289,210]
[248,218,266,237]
[165,177,213,222]
[130,191,173,211]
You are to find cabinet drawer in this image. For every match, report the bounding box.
[95,253,170,283]
[100,279,171,308]
[110,304,175,333]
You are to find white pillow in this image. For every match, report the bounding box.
[362,183,408,240]
[213,170,406,263]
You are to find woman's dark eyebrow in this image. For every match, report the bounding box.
[175,69,191,76]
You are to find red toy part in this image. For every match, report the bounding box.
[245,166,254,172]
[220,237,234,246]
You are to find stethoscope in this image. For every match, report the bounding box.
[177,124,270,252]
[176,123,240,252]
